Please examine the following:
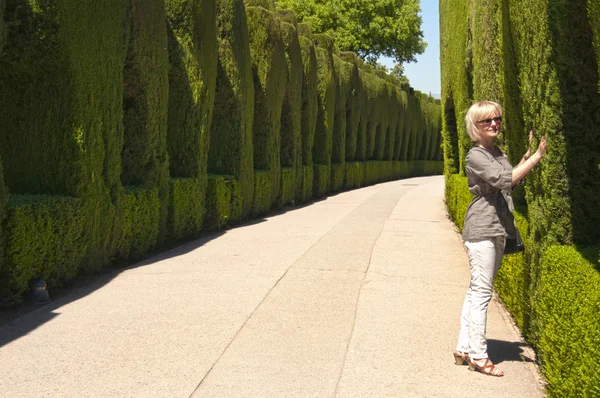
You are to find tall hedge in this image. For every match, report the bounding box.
[332,55,349,164]
[0,0,5,281]
[122,0,170,243]
[209,0,255,217]
[339,52,363,162]
[297,24,318,168]
[246,5,287,206]
[312,34,337,190]
[393,90,408,160]
[385,86,400,160]
[0,0,129,272]
[279,20,303,171]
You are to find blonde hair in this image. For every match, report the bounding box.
[464,101,503,142]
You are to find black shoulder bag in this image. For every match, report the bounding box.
[501,192,525,255]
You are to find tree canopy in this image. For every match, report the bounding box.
[275,0,426,64]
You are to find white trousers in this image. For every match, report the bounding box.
[456,236,505,359]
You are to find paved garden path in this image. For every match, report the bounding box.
[0,175,544,397]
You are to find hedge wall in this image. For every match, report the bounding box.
[247,5,287,207]
[210,0,255,218]
[312,33,337,193]
[122,0,170,244]
[0,0,442,306]
[166,0,218,239]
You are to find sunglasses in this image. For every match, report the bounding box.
[477,116,502,125]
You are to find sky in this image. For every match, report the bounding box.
[378,0,441,98]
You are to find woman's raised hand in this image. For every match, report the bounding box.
[536,135,547,157]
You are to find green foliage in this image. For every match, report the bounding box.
[313,164,329,197]
[384,85,400,160]
[228,178,243,224]
[116,186,160,260]
[204,175,233,230]
[246,5,287,206]
[443,174,470,230]
[343,162,363,190]
[165,0,217,179]
[251,170,272,216]
[393,90,408,160]
[0,195,85,306]
[312,33,337,177]
[122,0,170,243]
[279,167,296,206]
[276,0,426,64]
[531,245,600,397]
[332,55,348,164]
[330,163,345,192]
[298,25,319,167]
[339,52,363,162]
[494,210,531,330]
[210,0,255,218]
[168,178,204,240]
[0,0,5,52]
[372,80,390,160]
[298,165,314,203]
[280,21,303,170]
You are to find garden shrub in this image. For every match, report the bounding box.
[530,245,600,397]
[168,178,204,241]
[339,52,362,162]
[0,0,128,272]
[246,5,287,207]
[280,21,302,171]
[204,175,233,230]
[116,186,160,261]
[298,24,318,168]
[330,163,345,193]
[122,0,170,243]
[312,33,337,189]
[279,167,296,206]
[0,195,85,306]
[385,86,400,161]
[252,170,272,216]
[298,165,314,203]
[228,178,243,224]
[313,164,329,198]
[332,55,348,164]
[210,0,255,218]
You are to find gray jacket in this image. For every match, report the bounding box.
[462,146,516,241]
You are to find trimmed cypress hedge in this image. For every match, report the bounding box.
[312,33,337,192]
[0,0,442,307]
[165,0,218,237]
[204,175,233,230]
[116,187,161,261]
[122,0,170,244]
[1,196,85,306]
[385,86,400,161]
[339,52,363,162]
[168,178,204,240]
[298,24,318,170]
[246,5,287,207]
[210,0,255,218]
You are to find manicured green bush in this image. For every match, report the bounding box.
[330,163,345,193]
[280,21,302,171]
[343,162,361,190]
[165,0,217,179]
[339,52,363,162]
[332,55,348,164]
[313,164,329,198]
[168,178,204,240]
[210,0,255,218]
[530,245,600,397]
[372,80,390,161]
[247,5,287,207]
[0,195,85,306]
[444,174,470,230]
[165,0,218,239]
[116,186,160,261]
[393,91,408,160]
[298,24,318,169]
[122,0,170,243]
[228,179,243,224]
[385,86,400,160]
[204,175,233,230]
[252,170,272,216]
[312,33,337,185]
[0,0,128,272]
[279,167,296,206]
[298,165,314,203]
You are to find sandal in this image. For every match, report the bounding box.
[453,351,469,366]
[467,357,504,377]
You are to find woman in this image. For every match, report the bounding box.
[453,101,547,377]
